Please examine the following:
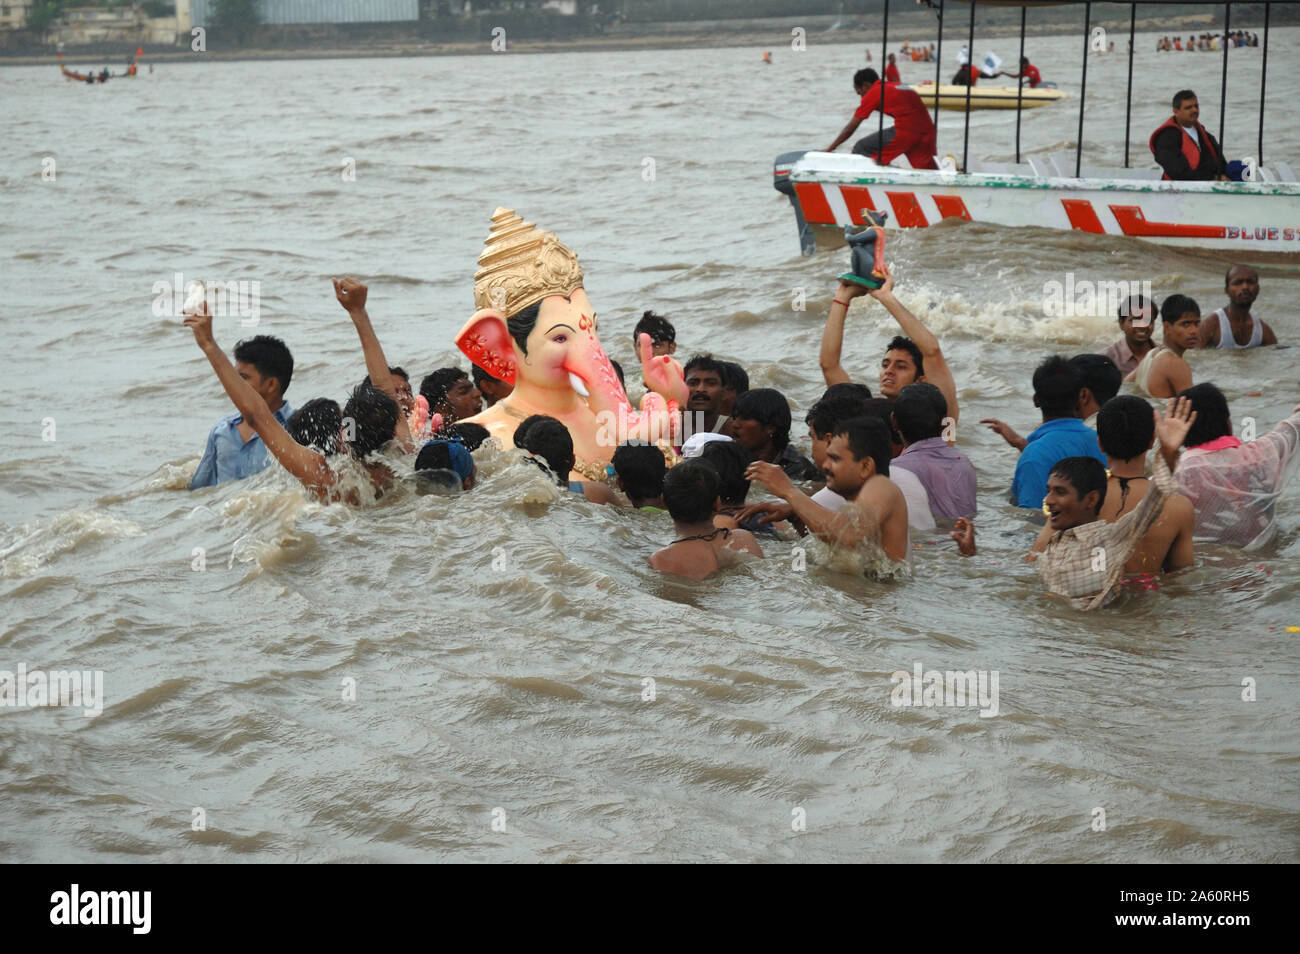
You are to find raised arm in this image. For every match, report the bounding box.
[333,277,412,448]
[819,281,867,386]
[869,267,960,424]
[184,304,333,492]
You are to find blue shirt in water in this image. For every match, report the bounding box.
[1011,417,1106,508]
[189,403,294,490]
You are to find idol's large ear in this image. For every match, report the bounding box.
[455,308,517,385]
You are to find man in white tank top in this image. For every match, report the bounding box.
[1198,265,1278,349]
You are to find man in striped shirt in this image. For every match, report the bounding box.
[952,398,1196,610]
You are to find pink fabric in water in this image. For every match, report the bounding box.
[1189,435,1242,452]
[1176,412,1300,549]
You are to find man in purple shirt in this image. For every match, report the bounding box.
[891,383,977,521]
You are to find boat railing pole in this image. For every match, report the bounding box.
[1220,2,1231,151]
[1015,5,1026,164]
[1260,2,1270,167]
[880,0,889,158]
[962,0,976,174]
[1076,2,1091,178]
[1124,2,1135,168]
[933,0,944,129]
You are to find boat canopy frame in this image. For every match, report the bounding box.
[876,0,1274,176]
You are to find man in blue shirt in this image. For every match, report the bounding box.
[1009,356,1107,508]
[190,335,295,489]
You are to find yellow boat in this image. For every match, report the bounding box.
[911,83,1066,110]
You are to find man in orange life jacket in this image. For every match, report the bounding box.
[825,68,938,170]
[1150,89,1228,181]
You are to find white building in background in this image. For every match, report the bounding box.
[0,1,35,32]
[189,0,419,26]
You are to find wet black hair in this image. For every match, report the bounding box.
[507,301,542,355]
[633,310,675,345]
[698,439,751,506]
[1161,293,1200,323]
[831,416,891,477]
[661,458,720,525]
[1224,264,1258,287]
[611,440,666,503]
[1096,395,1155,461]
[683,354,727,381]
[342,384,399,459]
[1172,89,1197,109]
[893,382,947,444]
[610,358,626,390]
[855,67,879,88]
[419,367,469,409]
[1050,457,1108,514]
[1069,353,1123,408]
[821,381,873,403]
[511,413,553,448]
[731,388,792,452]
[884,335,925,379]
[233,335,293,395]
[445,421,491,452]
[1117,294,1156,323]
[806,394,870,438]
[1032,355,1084,419]
[286,398,341,455]
[361,366,408,390]
[1178,382,1232,447]
[414,441,454,473]
[719,361,749,395]
[515,416,574,486]
[471,363,506,387]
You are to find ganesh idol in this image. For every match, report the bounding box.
[455,208,687,481]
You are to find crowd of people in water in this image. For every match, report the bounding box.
[182,251,1296,608]
[1156,31,1259,53]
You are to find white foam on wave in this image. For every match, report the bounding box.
[875,283,1119,346]
[0,510,145,578]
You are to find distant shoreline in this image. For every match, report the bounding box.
[0,11,1234,67]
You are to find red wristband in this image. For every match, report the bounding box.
[833,299,849,307]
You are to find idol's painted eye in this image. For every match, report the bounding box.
[553,334,567,344]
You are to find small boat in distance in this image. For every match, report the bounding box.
[912,82,1065,110]
[57,50,141,83]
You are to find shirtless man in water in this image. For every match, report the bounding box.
[746,416,909,564]
[1127,294,1199,399]
[649,459,763,580]
[1196,265,1278,349]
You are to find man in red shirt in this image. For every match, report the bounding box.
[825,68,939,170]
[885,53,901,83]
[999,56,1042,88]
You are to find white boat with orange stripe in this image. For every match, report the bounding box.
[776,0,1300,260]
[773,150,1300,258]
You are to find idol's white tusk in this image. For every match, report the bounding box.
[568,371,590,397]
